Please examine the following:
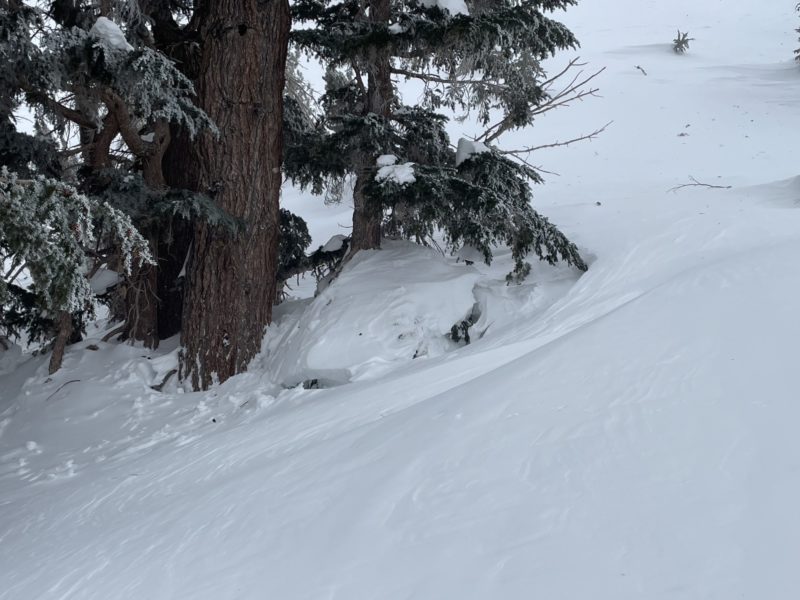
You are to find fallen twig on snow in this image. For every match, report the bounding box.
[668,176,732,193]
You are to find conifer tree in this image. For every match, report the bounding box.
[0,0,212,366]
[289,0,590,279]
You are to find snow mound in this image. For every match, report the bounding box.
[90,17,134,52]
[263,241,480,386]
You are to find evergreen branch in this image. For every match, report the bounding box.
[23,88,96,130]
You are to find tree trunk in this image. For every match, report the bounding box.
[48,311,72,374]
[180,0,289,390]
[124,121,171,349]
[350,0,393,253]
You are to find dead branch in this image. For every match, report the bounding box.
[667,176,733,193]
[101,323,127,342]
[479,61,605,143]
[497,121,611,157]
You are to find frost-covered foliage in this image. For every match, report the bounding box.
[0,2,219,348]
[0,169,152,342]
[288,0,588,280]
[36,22,214,137]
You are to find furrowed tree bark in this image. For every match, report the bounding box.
[179,0,289,390]
[350,0,392,253]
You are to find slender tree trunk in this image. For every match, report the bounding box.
[180,0,289,390]
[48,311,72,374]
[124,121,170,349]
[350,0,393,253]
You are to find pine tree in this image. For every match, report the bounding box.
[288,0,590,279]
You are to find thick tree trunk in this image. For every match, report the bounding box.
[350,0,393,253]
[180,0,289,390]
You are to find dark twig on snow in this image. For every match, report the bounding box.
[635,65,648,76]
[101,323,127,342]
[668,176,733,193]
[45,379,81,402]
[150,369,178,392]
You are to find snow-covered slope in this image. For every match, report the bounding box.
[3,1,800,598]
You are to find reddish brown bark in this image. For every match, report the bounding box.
[179,0,290,390]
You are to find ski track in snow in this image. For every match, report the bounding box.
[3,0,800,598]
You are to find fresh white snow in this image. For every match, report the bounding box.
[376,159,416,186]
[3,1,800,598]
[89,17,134,52]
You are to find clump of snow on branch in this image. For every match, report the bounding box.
[89,16,134,52]
[455,138,490,167]
[375,155,416,186]
[420,0,469,16]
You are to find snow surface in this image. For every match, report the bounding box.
[4,1,800,598]
[261,241,481,387]
[89,17,134,53]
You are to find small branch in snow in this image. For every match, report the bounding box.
[667,176,733,193]
[45,379,81,402]
[102,323,127,342]
[151,369,178,392]
[635,65,648,76]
